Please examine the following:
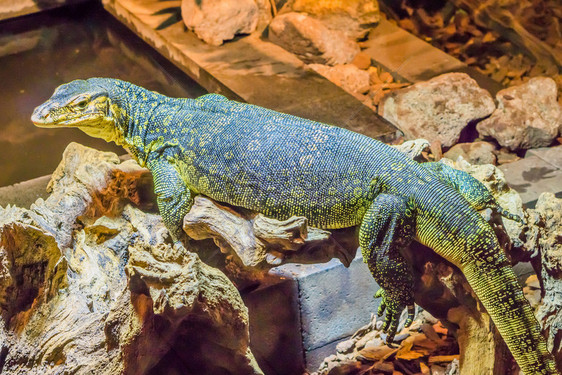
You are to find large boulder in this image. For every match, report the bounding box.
[378,73,496,147]
[476,77,562,151]
[181,0,259,46]
[268,12,359,65]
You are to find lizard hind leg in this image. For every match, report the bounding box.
[359,194,416,344]
[422,162,523,223]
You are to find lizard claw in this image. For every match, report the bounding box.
[404,304,416,328]
[375,289,386,317]
[374,288,416,345]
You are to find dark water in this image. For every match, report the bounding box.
[0,1,206,186]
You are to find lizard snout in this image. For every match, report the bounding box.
[31,103,52,126]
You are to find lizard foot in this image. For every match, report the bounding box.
[374,289,415,344]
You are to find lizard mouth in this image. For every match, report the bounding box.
[32,112,102,128]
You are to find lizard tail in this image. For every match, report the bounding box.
[463,260,558,374]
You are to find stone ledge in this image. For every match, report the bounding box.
[500,146,562,208]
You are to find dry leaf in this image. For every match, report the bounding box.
[428,354,460,363]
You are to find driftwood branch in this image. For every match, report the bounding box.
[0,143,262,375]
[183,196,356,269]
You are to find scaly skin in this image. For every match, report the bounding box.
[32,78,558,374]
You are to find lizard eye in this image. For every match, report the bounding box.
[74,98,88,109]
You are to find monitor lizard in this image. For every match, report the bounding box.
[32,78,558,374]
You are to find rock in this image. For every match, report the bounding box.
[476,77,562,151]
[443,141,497,165]
[351,52,371,70]
[280,0,380,39]
[308,63,370,94]
[0,143,263,375]
[268,12,359,65]
[181,0,259,46]
[336,339,356,354]
[378,73,496,147]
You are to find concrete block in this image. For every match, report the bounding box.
[526,145,562,170]
[243,250,379,374]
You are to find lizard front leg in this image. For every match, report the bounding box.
[148,158,193,244]
[359,194,416,344]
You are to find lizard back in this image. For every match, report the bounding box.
[168,94,424,229]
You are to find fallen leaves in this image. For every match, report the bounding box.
[383,0,562,105]
[315,313,459,375]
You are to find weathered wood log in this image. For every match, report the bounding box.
[0,143,262,375]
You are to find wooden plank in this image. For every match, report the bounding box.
[363,19,504,95]
[102,0,398,141]
[0,0,87,22]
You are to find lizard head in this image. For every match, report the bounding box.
[31,79,126,144]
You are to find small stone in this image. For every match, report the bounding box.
[354,330,381,350]
[268,12,359,65]
[430,364,446,375]
[378,73,495,147]
[363,338,384,349]
[309,63,370,94]
[476,77,562,151]
[495,148,520,165]
[351,52,372,70]
[336,339,355,354]
[181,0,259,46]
[443,141,497,165]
